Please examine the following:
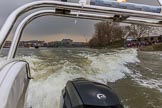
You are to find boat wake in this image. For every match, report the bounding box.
[24,48,139,108]
[132,72,162,92]
[1,48,162,108]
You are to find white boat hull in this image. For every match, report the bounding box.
[0,60,30,108]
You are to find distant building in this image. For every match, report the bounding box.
[19,40,46,47]
[50,41,62,47]
[48,39,87,47]
[137,35,162,42]
[4,41,11,48]
[61,39,73,46]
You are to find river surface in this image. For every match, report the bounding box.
[0,48,162,108]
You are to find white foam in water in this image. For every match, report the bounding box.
[128,51,162,92]
[130,69,162,93]
[160,54,162,60]
[25,60,84,108]
[0,56,5,60]
[26,72,80,108]
[85,49,139,83]
[20,56,44,76]
[24,48,139,108]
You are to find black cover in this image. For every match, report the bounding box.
[61,78,123,108]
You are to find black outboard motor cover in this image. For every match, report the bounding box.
[61,78,123,108]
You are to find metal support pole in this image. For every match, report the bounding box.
[158,0,162,6]
[7,10,55,59]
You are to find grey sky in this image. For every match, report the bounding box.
[0,0,160,42]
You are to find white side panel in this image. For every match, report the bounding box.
[0,61,29,108]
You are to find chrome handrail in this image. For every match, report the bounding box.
[158,0,162,5]
[1,1,162,50]
[7,9,112,59]
[7,10,56,59]
[8,8,162,59]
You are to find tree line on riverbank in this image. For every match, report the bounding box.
[88,21,162,49]
[88,22,124,48]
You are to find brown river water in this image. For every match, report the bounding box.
[0,48,162,108]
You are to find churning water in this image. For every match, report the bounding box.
[0,48,162,108]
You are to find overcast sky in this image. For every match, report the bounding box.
[0,0,159,42]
